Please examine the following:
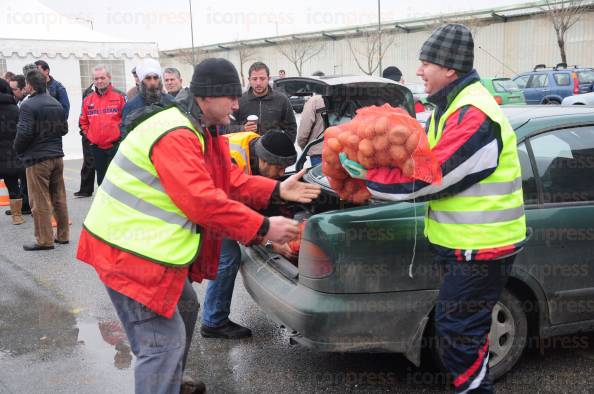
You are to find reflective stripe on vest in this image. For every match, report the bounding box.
[425,82,526,250]
[224,131,260,174]
[83,106,205,266]
[456,176,522,197]
[101,177,195,231]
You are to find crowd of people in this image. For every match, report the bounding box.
[0,23,526,394]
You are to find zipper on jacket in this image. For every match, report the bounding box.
[259,100,262,133]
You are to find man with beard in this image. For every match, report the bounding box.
[120,59,175,138]
[231,62,297,142]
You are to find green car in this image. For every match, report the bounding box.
[241,105,594,381]
[480,77,526,105]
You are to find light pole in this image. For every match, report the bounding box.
[377,0,382,77]
[189,0,196,65]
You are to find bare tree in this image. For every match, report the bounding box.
[237,45,258,87]
[276,39,325,76]
[542,0,589,64]
[347,29,396,76]
[175,48,208,66]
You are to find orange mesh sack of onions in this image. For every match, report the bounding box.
[322,104,442,204]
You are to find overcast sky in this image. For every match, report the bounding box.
[39,0,530,50]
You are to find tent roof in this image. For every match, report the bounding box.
[1,1,158,58]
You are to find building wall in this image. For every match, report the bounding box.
[161,11,594,84]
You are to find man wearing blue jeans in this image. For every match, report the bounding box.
[106,280,202,393]
[201,130,298,339]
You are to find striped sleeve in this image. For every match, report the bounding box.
[365,105,503,202]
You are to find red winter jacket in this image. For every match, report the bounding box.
[76,126,278,318]
[79,84,126,149]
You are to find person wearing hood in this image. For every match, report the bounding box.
[201,129,298,339]
[79,65,126,186]
[77,58,321,393]
[120,59,175,138]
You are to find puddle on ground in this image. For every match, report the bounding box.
[77,319,133,370]
[0,264,133,369]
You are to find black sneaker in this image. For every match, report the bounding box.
[74,191,92,198]
[200,320,252,339]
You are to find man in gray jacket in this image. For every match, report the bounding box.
[232,62,297,142]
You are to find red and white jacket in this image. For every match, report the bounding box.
[365,71,526,261]
[79,84,126,149]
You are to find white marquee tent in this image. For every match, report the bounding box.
[0,0,160,159]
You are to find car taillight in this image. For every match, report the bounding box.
[572,72,579,94]
[298,239,333,278]
[494,95,503,105]
[414,101,425,114]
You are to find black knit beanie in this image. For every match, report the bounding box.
[382,66,402,81]
[419,24,474,73]
[190,58,242,97]
[254,130,297,167]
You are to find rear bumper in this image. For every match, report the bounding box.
[240,246,438,366]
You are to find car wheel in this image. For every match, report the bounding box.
[424,288,528,382]
[542,98,560,105]
[488,289,528,380]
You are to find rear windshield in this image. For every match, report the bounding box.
[326,86,414,126]
[578,70,594,83]
[493,79,521,93]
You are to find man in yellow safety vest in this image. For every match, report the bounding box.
[340,24,526,393]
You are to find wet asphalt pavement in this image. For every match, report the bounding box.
[1,159,593,394]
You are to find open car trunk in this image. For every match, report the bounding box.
[248,76,427,291]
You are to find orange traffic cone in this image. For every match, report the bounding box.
[0,180,9,206]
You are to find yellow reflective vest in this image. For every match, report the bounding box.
[224,131,260,174]
[83,106,205,266]
[425,82,526,250]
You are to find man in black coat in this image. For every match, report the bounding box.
[0,78,29,224]
[231,62,297,142]
[14,70,70,251]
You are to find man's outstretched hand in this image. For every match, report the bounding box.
[279,169,322,203]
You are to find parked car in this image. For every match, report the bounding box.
[241,102,594,381]
[273,76,324,113]
[274,75,415,119]
[480,77,526,104]
[405,82,435,113]
[562,91,594,106]
[513,64,594,104]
